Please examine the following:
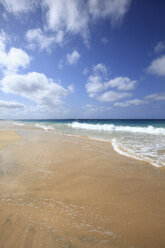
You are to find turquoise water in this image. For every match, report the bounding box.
[12,119,165,168]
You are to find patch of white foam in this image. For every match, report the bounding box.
[111,138,164,168]
[34,123,55,131]
[13,122,26,126]
[68,122,165,136]
[111,138,144,162]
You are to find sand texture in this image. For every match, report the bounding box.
[0,130,20,150]
[0,129,165,248]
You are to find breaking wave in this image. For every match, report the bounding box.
[68,122,165,135]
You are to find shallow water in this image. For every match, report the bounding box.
[8,119,165,168]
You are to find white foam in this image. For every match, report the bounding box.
[111,138,144,162]
[68,122,165,135]
[13,122,26,126]
[111,138,164,167]
[34,123,55,131]
[10,120,165,168]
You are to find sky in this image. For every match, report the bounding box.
[0,0,165,119]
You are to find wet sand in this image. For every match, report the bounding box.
[0,130,20,150]
[0,129,165,248]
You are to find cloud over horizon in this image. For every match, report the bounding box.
[1,72,70,108]
[0,99,25,109]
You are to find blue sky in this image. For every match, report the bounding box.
[0,0,165,119]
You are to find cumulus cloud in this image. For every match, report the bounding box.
[85,63,136,102]
[0,72,69,108]
[106,77,136,91]
[66,50,80,65]
[26,28,64,51]
[114,99,147,107]
[0,100,25,109]
[154,41,165,54]
[0,47,31,74]
[86,74,105,95]
[97,91,131,102]
[93,63,107,77]
[85,63,108,96]
[147,55,165,77]
[0,31,31,74]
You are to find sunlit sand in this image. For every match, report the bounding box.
[0,128,165,248]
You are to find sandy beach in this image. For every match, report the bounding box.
[0,128,165,248]
[0,130,20,150]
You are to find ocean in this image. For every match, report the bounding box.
[10,119,165,168]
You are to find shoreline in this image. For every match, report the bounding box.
[0,128,165,247]
[1,121,163,168]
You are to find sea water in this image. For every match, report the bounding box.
[11,119,165,168]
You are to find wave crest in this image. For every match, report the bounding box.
[68,122,165,135]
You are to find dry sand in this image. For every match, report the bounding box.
[0,129,165,248]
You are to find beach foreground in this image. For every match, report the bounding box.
[0,130,20,150]
[0,128,165,248]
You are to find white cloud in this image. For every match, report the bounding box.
[85,63,136,102]
[114,93,165,108]
[85,63,108,96]
[66,50,80,65]
[1,72,69,108]
[97,91,131,102]
[0,31,7,52]
[154,41,165,54]
[41,0,131,43]
[1,0,131,46]
[82,67,89,75]
[147,55,165,77]
[0,47,31,74]
[125,99,147,105]
[114,99,147,107]
[0,100,25,109]
[106,77,137,91]
[42,0,89,42]
[93,63,107,77]
[26,28,64,51]
[88,0,131,25]
[82,104,112,113]
[145,93,165,101]
[0,32,31,74]
[86,74,105,95]
[68,84,75,93]
[113,102,129,107]
[0,0,36,14]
